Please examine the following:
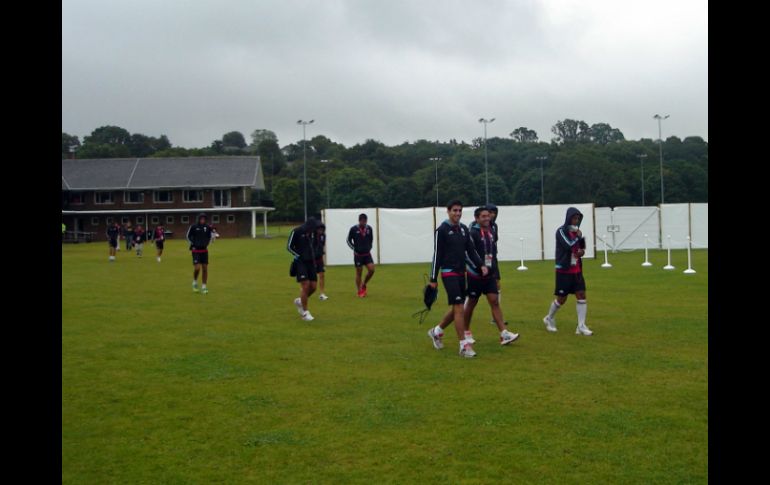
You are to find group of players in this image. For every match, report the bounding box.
[285,201,593,358]
[105,221,169,262]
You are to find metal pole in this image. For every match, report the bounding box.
[654,114,669,204]
[303,123,307,221]
[638,153,647,206]
[484,122,489,204]
[436,158,439,207]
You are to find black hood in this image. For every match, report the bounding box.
[302,218,320,232]
[564,207,583,227]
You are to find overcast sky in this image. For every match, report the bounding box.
[62,0,707,148]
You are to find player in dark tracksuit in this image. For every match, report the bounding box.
[542,207,593,336]
[347,213,375,297]
[314,224,329,301]
[186,213,214,294]
[463,206,519,345]
[426,200,487,358]
[133,225,147,257]
[106,222,120,262]
[287,218,320,321]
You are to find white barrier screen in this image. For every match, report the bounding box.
[690,203,708,248]
[608,206,660,250]
[542,204,595,260]
[495,205,542,261]
[660,204,690,249]
[323,208,379,266]
[379,208,436,264]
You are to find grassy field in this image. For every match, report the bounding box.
[62,233,707,484]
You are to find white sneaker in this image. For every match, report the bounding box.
[428,328,444,350]
[157,257,161,262]
[576,323,593,336]
[192,283,199,293]
[301,311,314,321]
[464,334,476,344]
[543,315,557,332]
[459,340,477,358]
[293,298,304,315]
[500,330,520,345]
[319,294,329,301]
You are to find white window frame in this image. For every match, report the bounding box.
[153,190,174,203]
[213,189,232,207]
[136,216,145,225]
[94,191,114,205]
[91,217,99,226]
[183,190,204,203]
[124,191,145,204]
[226,214,236,224]
[181,215,190,224]
[106,217,114,225]
[150,216,160,225]
[212,215,220,224]
[166,215,174,224]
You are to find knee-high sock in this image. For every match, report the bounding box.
[547,300,561,319]
[576,300,587,326]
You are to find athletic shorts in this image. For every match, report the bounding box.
[441,275,467,306]
[192,251,209,265]
[315,259,325,273]
[296,260,318,282]
[555,271,586,296]
[467,275,499,299]
[155,240,164,250]
[354,253,374,267]
[108,238,118,248]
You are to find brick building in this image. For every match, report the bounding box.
[61,157,274,240]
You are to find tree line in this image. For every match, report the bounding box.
[62,120,708,220]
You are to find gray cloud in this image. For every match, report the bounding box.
[62,0,707,148]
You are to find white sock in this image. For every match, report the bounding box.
[576,300,587,326]
[192,280,197,286]
[202,284,207,289]
[464,330,473,339]
[433,325,444,337]
[547,300,561,318]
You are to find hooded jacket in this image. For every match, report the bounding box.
[555,207,586,272]
[287,219,319,262]
[347,224,373,255]
[430,219,484,283]
[467,221,497,278]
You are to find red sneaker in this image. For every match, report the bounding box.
[361,285,367,297]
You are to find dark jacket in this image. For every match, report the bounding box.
[313,232,326,262]
[347,224,373,254]
[134,229,147,243]
[490,220,499,244]
[287,220,319,262]
[186,223,214,250]
[555,207,586,271]
[430,220,483,283]
[467,222,497,278]
[106,225,120,240]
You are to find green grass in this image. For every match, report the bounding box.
[62,235,707,484]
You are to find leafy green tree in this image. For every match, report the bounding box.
[589,123,625,145]
[62,133,80,158]
[222,131,247,149]
[510,127,538,143]
[551,119,591,144]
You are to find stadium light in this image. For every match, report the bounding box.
[479,118,495,204]
[320,159,331,208]
[429,157,442,206]
[653,114,669,204]
[297,119,314,220]
[637,153,648,205]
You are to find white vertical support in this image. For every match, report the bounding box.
[263,211,268,237]
[251,210,256,239]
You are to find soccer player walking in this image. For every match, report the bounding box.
[347,213,375,297]
[287,218,321,321]
[134,225,147,257]
[542,207,594,336]
[426,200,487,358]
[151,223,165,262]
[106,221,120,262]
[186,213,214,294]
[315,223,329,301]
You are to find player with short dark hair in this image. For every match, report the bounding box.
[151,223,165,262]
[314,223,329,301]
[106,222,120,262]
[347,213,375,297]
[426,200,487,358]
[186,213,214,294]
[288,218,321,321]
[543,207,593,336]
[134,225,147,257]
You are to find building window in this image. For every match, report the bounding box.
[124,191,144,204]
[226,214,236,223]
[151,216,159,225]
[121,216,129,224]
[91,217,99,226]
[183,190,204,203]
[181,215,189,224]
[94,191,114,204]
[166,215,174,224]
[69,192,85,205]
[136,216,145,225]
[214,189,231,207]
[212,214,220,224]
[106,217,114,225]
[154,191,174,203]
